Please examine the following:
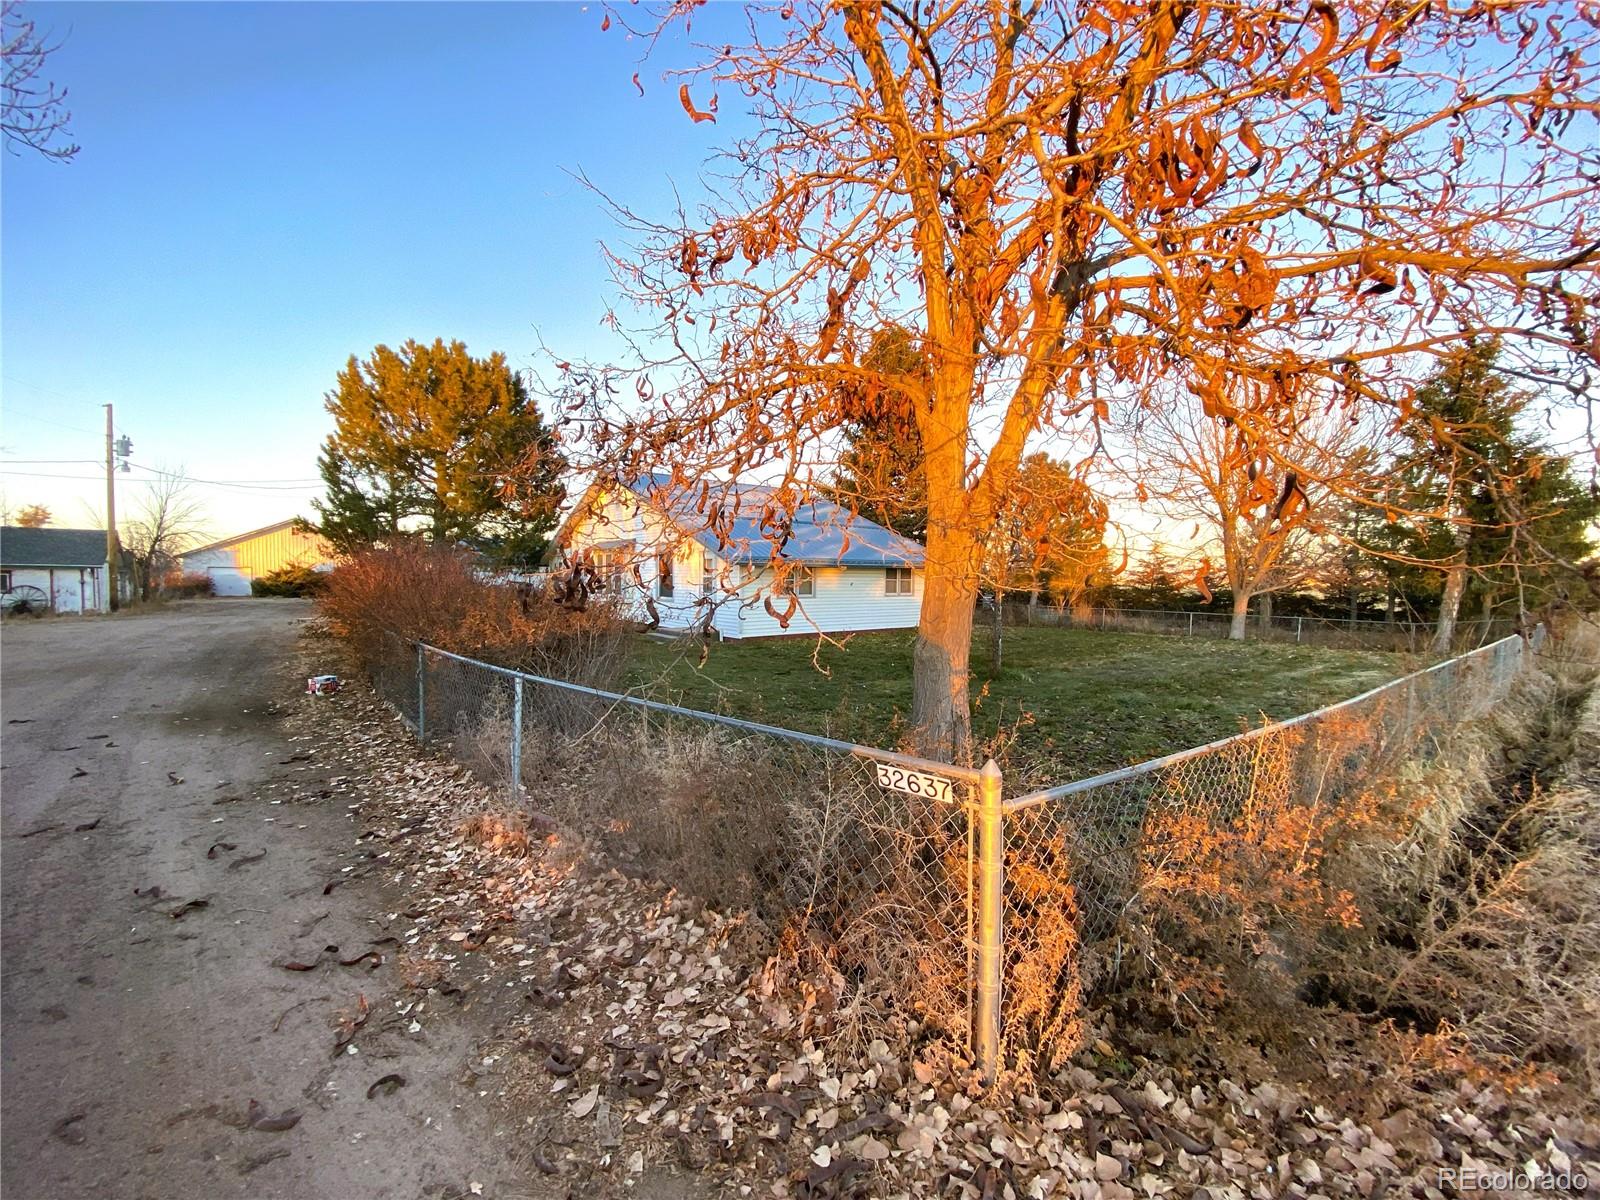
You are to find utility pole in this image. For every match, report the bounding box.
[103,406,131,611]
[105,404,119,611]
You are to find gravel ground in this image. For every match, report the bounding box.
[0,601,527,1200]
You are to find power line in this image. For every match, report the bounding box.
[0,469,108,480]
[124,463,322,490]
[0,458,101,465]
[0,466,322,491]
[0,408,102,437]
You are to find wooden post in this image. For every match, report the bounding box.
[104,404,120,611]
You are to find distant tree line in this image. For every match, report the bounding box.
[833,340,1596,645]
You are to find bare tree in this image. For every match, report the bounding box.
[1132,384,1376,639]
[121,471,208,601]
[2,2,79,162]
[558,0,1599,758]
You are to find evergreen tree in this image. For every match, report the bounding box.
[824,326,929,541]
[310,339,566,564]
[1375,341,1597,649]
[1119,546,1186,610]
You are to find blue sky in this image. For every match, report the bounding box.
[1,1,748,534]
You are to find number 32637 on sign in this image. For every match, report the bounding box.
[874,762,956,803]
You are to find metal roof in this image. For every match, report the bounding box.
[180,518,307,558]
[625,473,925,567]
[0,526,109,568]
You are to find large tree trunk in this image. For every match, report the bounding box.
[1431,561,1465,655]
[912,573,977,760]
[1256,590,1273,636]
[1229,591,1249,640]
[911,518,980,762]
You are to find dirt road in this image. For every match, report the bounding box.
[1,602,521,1199]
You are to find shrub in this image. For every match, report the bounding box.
[161,571,214,599]
[252,563,327,597]
[318,540,631,687]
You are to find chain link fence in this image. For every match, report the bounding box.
[371,636,989,1058]
[365,626,1542,1079]
[999,628,1542,1065]
[1003,602,1514,652]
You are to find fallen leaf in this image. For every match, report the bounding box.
[365,1074,406,1100]
[246,1100,302,1133]
[571,1085,600,1119]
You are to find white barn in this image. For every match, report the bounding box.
[180,519,333,596]
[551,474,925,640]
[0,527,114,614]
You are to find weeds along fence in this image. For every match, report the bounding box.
[375,634,998,1071]
[368,628,1542,1081]
[1004,602,1515,652]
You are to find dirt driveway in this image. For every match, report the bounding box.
[1,602,522,1199]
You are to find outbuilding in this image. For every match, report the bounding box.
[179,519,332,596]
[0,527,114,614]
[550,473,925,640]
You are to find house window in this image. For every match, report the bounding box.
[701,554,714,597]
[658,551,674,598]
[0,571,11,593]
[885,567,913,596]
[778,565,814,597]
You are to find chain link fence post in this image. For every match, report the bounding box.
[975,758,1005,1083]
[510,674,524,803]
[416,642,427,743]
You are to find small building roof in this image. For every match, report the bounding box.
[617,472,925,567]
[0,526,109,568]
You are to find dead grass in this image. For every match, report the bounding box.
[511,711,975,1048]
[1057,623,1600,1101]
[1322,621,1600,1092]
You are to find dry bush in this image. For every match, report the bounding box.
[458,809,536,858]
[1317,622,1600,1090]
[1062,623,1600,1097]
[160,570,215,599]
[318,540,631,686]
[517,711,972,1044]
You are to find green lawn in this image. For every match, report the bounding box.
[624,627,1405,785]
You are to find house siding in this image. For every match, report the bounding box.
[714,564,921,638]
[2,565,109,614]
[562,488,921,640]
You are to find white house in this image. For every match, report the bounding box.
[550,473,925,640]
[179,519,333,596]
[0,527,114,614]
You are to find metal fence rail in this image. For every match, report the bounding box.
[1005,602,1514,652]
[366,626,1543,1080]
